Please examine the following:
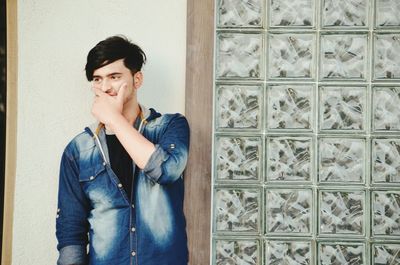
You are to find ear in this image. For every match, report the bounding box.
[133,71,143,89]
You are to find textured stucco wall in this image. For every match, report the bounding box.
[13,1,186,264]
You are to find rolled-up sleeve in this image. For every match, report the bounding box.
[57,245,87,265]
[56,148,89,265]
[143,114,190,185]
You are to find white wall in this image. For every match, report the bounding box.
[12,1,186,264]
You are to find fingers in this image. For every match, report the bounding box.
[92,87,105,97]
[117,83,127,103]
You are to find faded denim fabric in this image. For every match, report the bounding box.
[56,105,189,265]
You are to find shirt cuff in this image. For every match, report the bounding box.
[143,144,167,183]
[57,245,87,265]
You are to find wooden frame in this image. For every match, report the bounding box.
[184,0,214,264]
[2,0,17,264]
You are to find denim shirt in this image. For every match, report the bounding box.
[56,105,190,265]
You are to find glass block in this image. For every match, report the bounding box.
[216,32,263,79]
[319,190,365,235]
[320,34,367,80]
[373,244,400,265]
[374,34,400,80]
[322,0,368,27]
[319,86,366,131]
[376,0,400,27]
[318,138,365,183]
[216,85,262,130]
[215,188,260,233]
[268,33,314,79]
[372,191,400,236]
[265,240,312,264]
[212,0,400,262]
[372,138,400,184]
[215,239,260,265]
[217,0,263,28]
[269,0,314,27]
[267,84,313,130]
[373,87,400,131]
[267,137,312,182]
[266,189,312,235]
[319,243,365,265]
[215,136,261,181]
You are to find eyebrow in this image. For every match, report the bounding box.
[107,72,122,76]
[92,72,122,79]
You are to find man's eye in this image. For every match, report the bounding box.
[93,78,101,83]
[111,75,120,80]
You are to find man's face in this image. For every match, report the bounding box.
[92,59,140,102]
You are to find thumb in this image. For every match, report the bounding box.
[117,83,127,103]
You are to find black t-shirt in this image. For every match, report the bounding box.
[106,134,134,199]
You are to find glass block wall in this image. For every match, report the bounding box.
[212,0,400,264]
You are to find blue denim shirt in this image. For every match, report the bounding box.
[56,105,189,265]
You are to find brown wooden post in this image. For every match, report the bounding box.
[184,0,214,264]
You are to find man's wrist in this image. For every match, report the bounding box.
[107,113,129,132]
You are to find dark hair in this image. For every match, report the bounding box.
[85,35,147,81]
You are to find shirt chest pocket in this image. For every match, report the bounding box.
[78,162,107,183]
[79,162,129,208]
[78,162,113,204]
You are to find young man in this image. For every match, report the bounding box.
[56,35,190,265]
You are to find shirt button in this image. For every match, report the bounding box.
[131,251,136,257]
[57,208,60,213]
[118,183,123,188]
[89,176,94,180]
[131,227,136,232]
[131,204,135,208]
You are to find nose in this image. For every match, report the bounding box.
[100,79,112,93]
